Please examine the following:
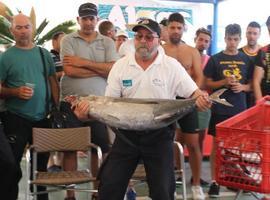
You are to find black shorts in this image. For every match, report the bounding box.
[208,114,233,137]
[177,108,199,133]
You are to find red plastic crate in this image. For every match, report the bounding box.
[216,96,270,193]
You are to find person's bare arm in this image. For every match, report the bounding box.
[191,48,203,88]
[205,77,229,89]
[191,88,211,111]
[230,81,251,93]
[0,82,33,100]
[48,74,60,106]
[65,96,91,121]
[63,65,100,78]
[60,36,110,78]
[253,66,264,102]
[63,55,114,78]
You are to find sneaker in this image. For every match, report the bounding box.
[190,177,210,187]
[208,182,220,198]
[126,188,136,200]
[176,177,182,185]
[191,185,205,200]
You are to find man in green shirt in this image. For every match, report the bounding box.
[0,13,59,200]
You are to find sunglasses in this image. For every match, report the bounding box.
[134,33,159,42]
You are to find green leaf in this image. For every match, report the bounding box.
[0,15,13,41]
[34,18,49,41]
[0,2,76,47]
[0,33,14,44]
[37,20,76,45]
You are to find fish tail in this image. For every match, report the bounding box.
[209,88,233,107]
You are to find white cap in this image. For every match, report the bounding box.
[116,30,128,38]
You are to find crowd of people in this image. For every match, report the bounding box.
[0,2,270,200]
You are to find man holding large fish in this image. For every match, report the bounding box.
[72,19,211,200]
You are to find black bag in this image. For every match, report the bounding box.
[46,106,69,128]
[39,47,81,129]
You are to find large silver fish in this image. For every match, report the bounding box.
[73,89,232,131]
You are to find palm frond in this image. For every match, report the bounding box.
[34,18,49,42]
[0,3,76,47]
[0,16,13,41]
[0,33,14,44]
[0,2,13,21]
[29,7,36,39]
[36,20,76,45]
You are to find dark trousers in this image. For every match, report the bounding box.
[2,112,49,200]
[0,113,16,200]
[98,126,176,200]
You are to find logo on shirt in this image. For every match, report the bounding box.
[122,79,132,87]
[223,67,242,80]
[152,78,164,87]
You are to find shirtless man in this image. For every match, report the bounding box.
[163,14,202,86]
[163,13,205,200]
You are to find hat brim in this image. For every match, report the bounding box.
[116,34,128,38]
[79,14,97,18]
[132,24,155,34]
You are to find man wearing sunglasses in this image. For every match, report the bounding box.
[73,19,211,200]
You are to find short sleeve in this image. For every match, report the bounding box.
[60,35,75,60]
[203,56,215,78]
[104,37,119,62]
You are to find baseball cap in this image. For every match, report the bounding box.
[116,30,128,38]
[159,18,168,27]
[132,19,161,37]
[78,3,97,18]
[266,16,270,26]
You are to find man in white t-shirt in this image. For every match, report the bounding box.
[74,19,211,200]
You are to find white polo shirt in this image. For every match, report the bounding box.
[105,49,198,99]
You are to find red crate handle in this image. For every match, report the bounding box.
[257,95,270,105]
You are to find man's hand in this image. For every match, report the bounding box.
[65,95,90,121]
[73,100,91,121]
[16,86,34,100]
[230,82,244,93]
[195,92,212,111]
[63,55,90,67]
[224,75,237,88]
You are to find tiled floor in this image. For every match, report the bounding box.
[18,156,265,200]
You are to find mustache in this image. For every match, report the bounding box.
[19,35,31,39]
[136,45,148,50]
[83,25,95,30]
[171,33,180,37]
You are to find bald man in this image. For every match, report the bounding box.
[0,14,59,200]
